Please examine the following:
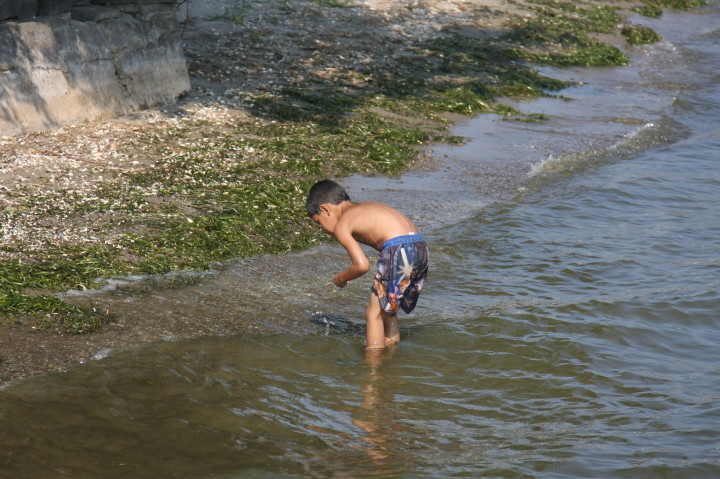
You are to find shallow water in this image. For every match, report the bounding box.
[2,5,720,478]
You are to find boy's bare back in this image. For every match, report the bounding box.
[336,201,419,251]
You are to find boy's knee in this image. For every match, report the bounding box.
[365,304,379,319]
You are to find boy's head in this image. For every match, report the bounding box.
[306,180,351,217]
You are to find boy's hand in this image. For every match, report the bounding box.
[333,274,348,288]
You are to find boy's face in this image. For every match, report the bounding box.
[311,213,333,235]
[310,204,336,235]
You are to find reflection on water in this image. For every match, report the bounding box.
[2,5,720,478]
[0,335,446,477]
[3,291,718,477]
[354,347,411,474]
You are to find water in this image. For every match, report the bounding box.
[2,6,720,478]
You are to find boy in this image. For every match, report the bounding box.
[306,179,429,350]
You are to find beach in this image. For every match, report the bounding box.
[0,0,700,381]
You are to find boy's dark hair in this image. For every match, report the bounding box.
[306,179,351,216]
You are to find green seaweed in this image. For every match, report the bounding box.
[622,24,663,45]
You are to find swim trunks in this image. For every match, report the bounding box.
[371,233,429,315]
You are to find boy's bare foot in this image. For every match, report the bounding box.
[364,343,398,366]
[384,335,400,346]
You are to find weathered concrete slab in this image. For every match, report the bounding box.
[0,1,189,136]
[37,0,74,16]
[0,0,38,21]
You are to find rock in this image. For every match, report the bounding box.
[0,1,189,136]
[0,0,38,21]
[37,0,74,16]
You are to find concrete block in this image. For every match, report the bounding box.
[90,0,176,5]
[71,5,121,22]
[0,0,38,21]
[37,0,74,16]
[0,3,189,136]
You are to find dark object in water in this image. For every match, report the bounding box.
[310,312,365,334]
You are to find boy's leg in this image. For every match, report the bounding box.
[365,293,386,350]
[382,310,400,345]
[365,293,401,349]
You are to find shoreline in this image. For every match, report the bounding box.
[0,0,701,384]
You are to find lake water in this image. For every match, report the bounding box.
[1,5,719,478]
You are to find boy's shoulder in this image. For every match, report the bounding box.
[346,201,386,211]
[340,201,410,229]
[342,201,398,219]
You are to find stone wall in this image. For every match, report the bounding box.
[0,0,190,136]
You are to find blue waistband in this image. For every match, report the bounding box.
[382,233,425,250]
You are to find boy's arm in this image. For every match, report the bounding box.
[333,229,370,288]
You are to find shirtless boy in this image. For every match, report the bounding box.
[306,179,429,350]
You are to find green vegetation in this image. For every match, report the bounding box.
[0,0,699,333]
[635,0,708,16]
[504,3,629,66]
[223,0,252,24]
[622,24,663,45]
[633,4,664,17]
[311,0,350,7]
[651,0,707,8]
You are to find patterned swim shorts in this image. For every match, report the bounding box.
[371,233,429,315]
